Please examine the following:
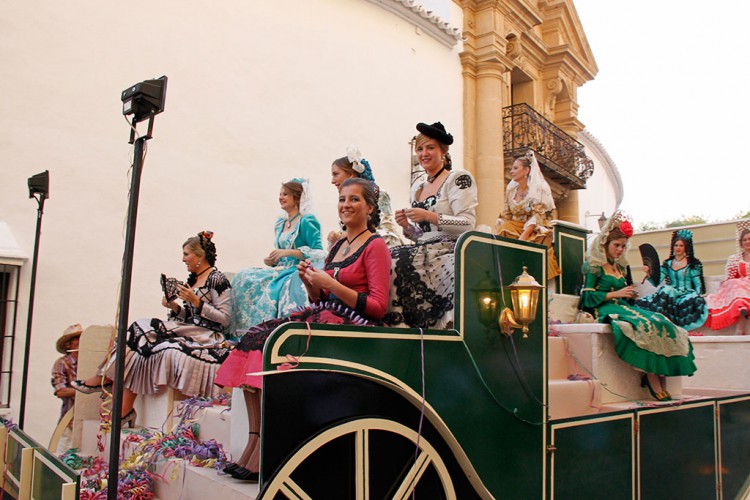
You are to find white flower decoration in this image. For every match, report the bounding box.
[346,144,365,174]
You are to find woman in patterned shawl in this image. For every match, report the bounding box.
[706,224,750,333]
[579,213,696,401]
[387,121,478,329]
[72,231,232,427]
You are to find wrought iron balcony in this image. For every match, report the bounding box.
[502,103,594,190]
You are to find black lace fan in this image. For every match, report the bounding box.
[639,244,660,287]
[160,273,184,302]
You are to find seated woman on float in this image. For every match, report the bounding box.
[706,224,750,333]
[328,146,409,248]
[579,213,696,402]
[214,178,391,481]
[73,231,232,426]
[635,228,707,331]
[496,150,560,279]
[231,178,325,330]
[387,121,477,329]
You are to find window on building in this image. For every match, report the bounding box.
[0,263,20,408]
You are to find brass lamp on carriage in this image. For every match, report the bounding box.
[499,266,544,338]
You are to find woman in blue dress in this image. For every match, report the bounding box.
[231,179,326,330]
[635,229,708,331]
[580,213,696,401]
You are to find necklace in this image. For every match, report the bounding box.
[427,166,447,183]
[342,228,369,256]
[285,213,301,230]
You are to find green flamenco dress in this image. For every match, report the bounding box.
[580,263,696,377]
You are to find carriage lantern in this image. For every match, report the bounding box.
[501,266,544,338]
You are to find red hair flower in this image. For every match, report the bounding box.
[619,221,633,238]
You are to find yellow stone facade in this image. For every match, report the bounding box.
[456,0,598,226]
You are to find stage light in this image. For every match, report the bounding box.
[121,76,168,123]
[27,170,49,199]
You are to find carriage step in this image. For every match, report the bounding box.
[548,336,573,380]
[152,458,260,500]
[548,379,601,420]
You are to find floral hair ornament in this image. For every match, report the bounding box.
[587,210,633,270]
[199,230,214,241]
[619,220,633,238]
[675,228,693,241]
[346,144,375,182]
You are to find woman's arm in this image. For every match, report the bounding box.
[438,172,478,236]
[199,287,233,327]
[295,214,326,262]
[359,239,392,319]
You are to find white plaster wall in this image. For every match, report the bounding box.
[0,0,463,444]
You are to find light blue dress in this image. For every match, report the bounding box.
[231,214,325,330]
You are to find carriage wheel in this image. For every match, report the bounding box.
[261,417,456,499]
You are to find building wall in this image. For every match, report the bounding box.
[0,0,464,443]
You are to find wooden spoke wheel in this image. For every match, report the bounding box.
[261,417,456,499]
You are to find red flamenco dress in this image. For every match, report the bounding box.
[214,234,391,389]
[706,254,750,330]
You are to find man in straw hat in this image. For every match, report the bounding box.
[51,324,82,423]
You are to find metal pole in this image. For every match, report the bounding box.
[18,194,46,428]
[107,135,147,499]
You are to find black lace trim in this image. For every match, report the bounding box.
[355,292,367,314]
[383,242,454,328]
[412,196,437,233]
[326,234,382,271]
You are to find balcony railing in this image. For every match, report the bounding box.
[502,103,594,190]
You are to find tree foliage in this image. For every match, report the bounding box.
[665,215,708,228]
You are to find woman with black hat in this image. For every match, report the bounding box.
[386,121,478,329]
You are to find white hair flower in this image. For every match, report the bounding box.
[346,144,365,174]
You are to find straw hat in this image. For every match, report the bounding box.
[56,324,83,354]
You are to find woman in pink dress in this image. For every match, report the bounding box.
[706,226,750,332]
[214,178,391,481]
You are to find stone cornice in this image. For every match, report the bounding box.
[365,0,462,47]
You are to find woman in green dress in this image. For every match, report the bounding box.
[579,212,696,401]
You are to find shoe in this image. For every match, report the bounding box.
[641,374,671,402]
[222,462,240,474]
[71,380,113,394]
[121,408,137,429]
[230,467,259,482]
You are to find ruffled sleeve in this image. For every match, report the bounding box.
[579,263,608,311]
[436,171,477,236]
[295,214,326,263]
[725,254,741,281]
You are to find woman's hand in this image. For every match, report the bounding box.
[327,230,341,246]
[161,297,180,313]
[403,207,434,224]
[176,284,201,308]
[268,249,291,263]
[297,260,313,284]
[395,208,409,228]
[303,266,336,291]
[642,265,650,276]
[612,285,638,300]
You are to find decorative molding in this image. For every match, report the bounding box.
[364,0,462,47]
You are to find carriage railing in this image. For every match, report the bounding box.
[502,103,594,189]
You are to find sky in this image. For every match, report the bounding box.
[573,1,749,227]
